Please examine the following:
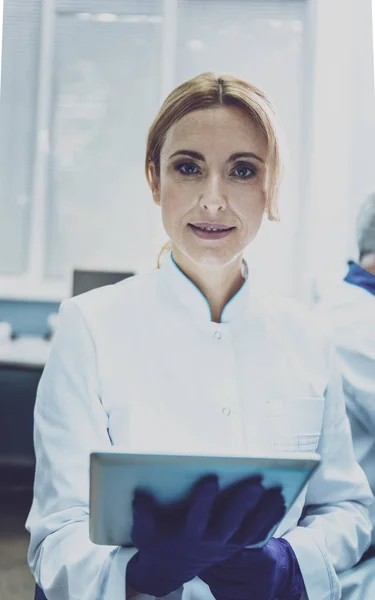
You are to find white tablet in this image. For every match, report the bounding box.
[89,450,320,547]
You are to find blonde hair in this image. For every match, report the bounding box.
[145,72,284,267]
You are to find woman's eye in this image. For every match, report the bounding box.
[232,164,256,179]
[176,162,200,176]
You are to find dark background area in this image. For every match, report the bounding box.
[0,361,41,599]
[0,466,35,599]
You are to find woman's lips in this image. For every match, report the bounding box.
[188,223,235,240]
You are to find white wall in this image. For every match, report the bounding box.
[0,1,3,93]
[299,0,375,303]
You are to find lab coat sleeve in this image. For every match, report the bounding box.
[26,299,178,600]
[283,350,373,600]
[337,341,375,432]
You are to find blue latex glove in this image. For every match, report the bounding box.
[200,537,304,600]
[126,476,285,596]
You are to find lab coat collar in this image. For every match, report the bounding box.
[159,251,250,323]
[344,261,375,298]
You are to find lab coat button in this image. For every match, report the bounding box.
[222,407,231,416]
[214,331,222,340]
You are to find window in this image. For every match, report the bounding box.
[0,0,309,299]
[45,3,163,279]
[0,1,42,275]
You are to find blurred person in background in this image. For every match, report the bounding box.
[318,193,375,599]
[26,73,372,600]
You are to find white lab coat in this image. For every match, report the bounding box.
[26,254,372,600]
[318,279,375,598]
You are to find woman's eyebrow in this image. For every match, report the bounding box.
[169,150,265,164]
[228,152,264,164]
[169,150,205,161]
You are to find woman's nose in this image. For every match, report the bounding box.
[198,174,227,212]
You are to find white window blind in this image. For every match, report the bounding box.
[0,0,42,275]
[45,2,163,279]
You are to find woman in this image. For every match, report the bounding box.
[27,73,372,600]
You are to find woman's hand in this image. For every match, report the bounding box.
[126,476,285,597]
[199,537,304,600]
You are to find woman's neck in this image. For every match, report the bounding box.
[172,249,245,323]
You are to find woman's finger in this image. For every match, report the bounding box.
[185,475,220,538]
[229,486,285,547]
[208,476,264,542]
[131,491,156,543]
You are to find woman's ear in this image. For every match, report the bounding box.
[148,161,161,206]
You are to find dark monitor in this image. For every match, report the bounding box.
[72,269,134,297]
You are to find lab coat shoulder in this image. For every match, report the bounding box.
[261,290,335,386]
[45,270,161,391]
[265,289,333,344]
[319,281,375,348]
[67,268,161,333]
[51,270,167,420]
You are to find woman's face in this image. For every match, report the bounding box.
[150,105,268,269]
